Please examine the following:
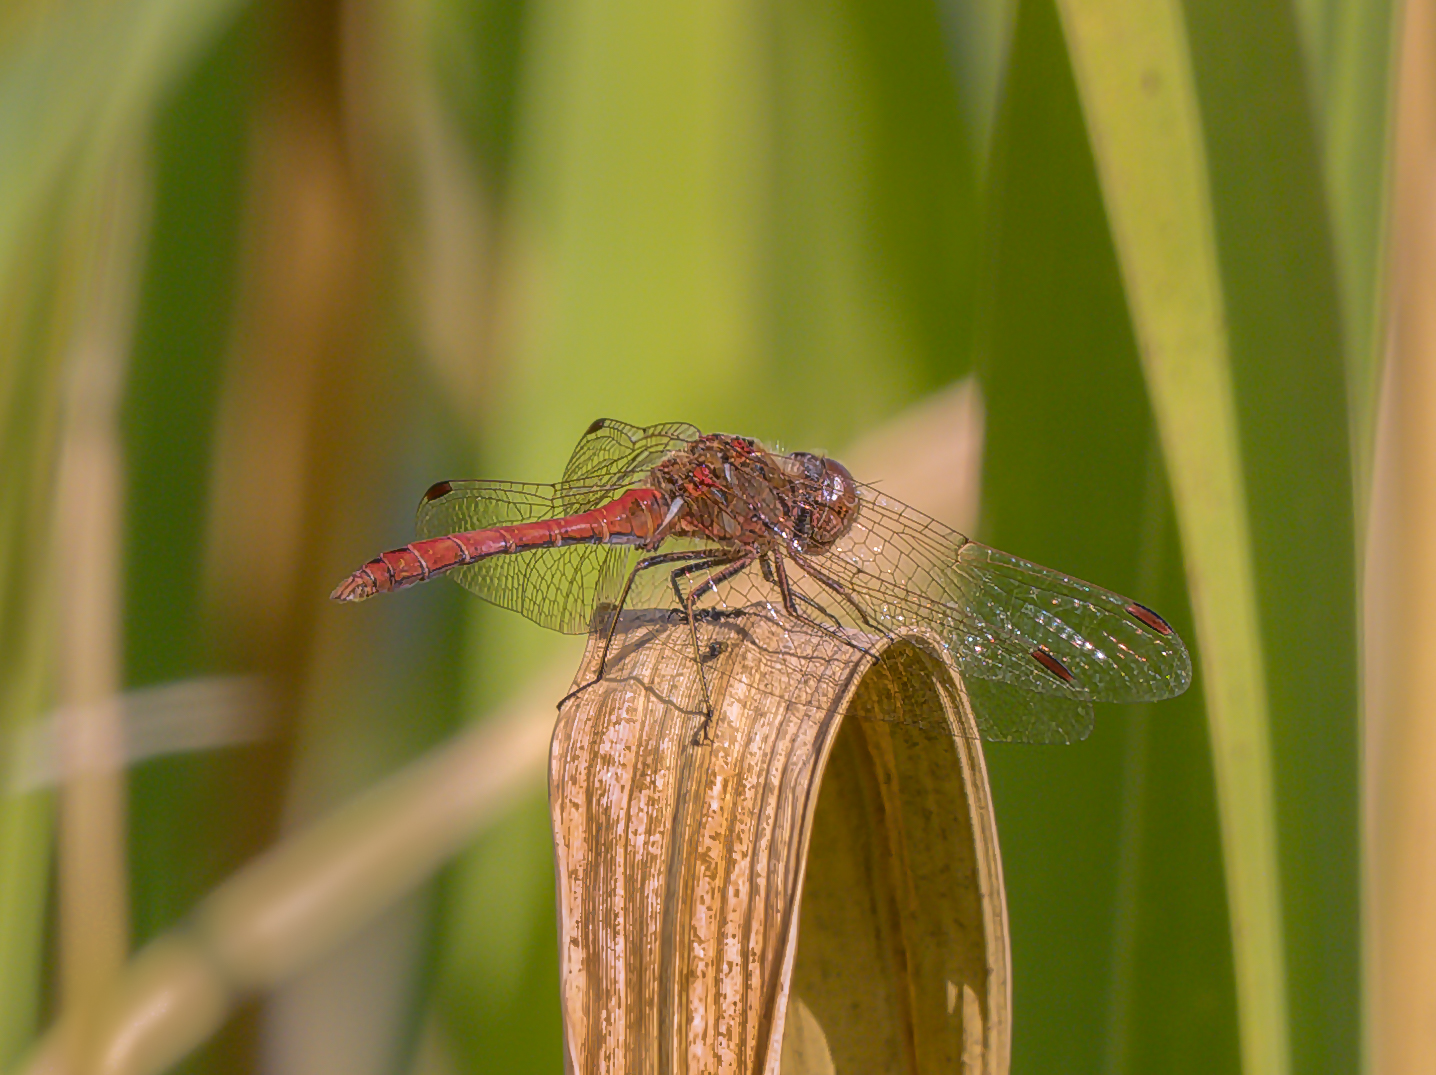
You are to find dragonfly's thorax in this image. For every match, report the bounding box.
[647,434,859,552]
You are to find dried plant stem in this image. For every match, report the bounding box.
[551,611,1009,1075]
[50,140,150,1067]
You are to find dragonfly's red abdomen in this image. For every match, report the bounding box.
[331,487,669,602]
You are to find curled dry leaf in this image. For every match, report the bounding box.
[550,609,1011,1075]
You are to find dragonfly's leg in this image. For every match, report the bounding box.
[561,548,727,710]
[668,553,742,608]
[779,603,876,661]
[773,553,876,659]
[677,552,751,608]
[758,552,777,586]
[771,552,798,614]
[770,553,841,628]
[788,551,880,632]
[684,552,758,741]
[595,549,726,678]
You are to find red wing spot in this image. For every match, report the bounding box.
[422,480,454,504]
[1126,601,1174,636]
[585,418,606,435]
[1031,646,1076,684]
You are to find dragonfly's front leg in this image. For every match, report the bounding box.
[788,550,880,632]
[774,552,877,661]
[763,551,841,628]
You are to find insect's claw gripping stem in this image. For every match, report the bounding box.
[558,676,602,710]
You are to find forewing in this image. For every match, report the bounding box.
[813,487,1190,740]
[414,479,636,634]
[560,418,701,487]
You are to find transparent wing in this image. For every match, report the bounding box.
[412,420,702,634]
[560,418,701,486]
[801,486,1190,742]
[962,679,1094,745]
[414,481,621,633]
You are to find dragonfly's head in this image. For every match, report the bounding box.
[785,452,859,548]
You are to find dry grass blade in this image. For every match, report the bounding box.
[551,609,1009,1075]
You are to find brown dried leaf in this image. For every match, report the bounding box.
[551,610,1010,1075]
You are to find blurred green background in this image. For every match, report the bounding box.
[0,0,1390,1071]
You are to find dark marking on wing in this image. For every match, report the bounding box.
[1031,645,1077,684]
[422,480,454,504]
[1125,601,1174,636]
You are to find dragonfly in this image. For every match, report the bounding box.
[332,419,1191,743]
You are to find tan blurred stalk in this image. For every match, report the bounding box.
[50,141,151,1069]
[1369,0,1436,1069]
[13,674,563,1075]
[192,2,394,1072]
[202,74,366,661]
[9,678,271,794]
[246,0,485,1069]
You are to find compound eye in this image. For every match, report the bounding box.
[802,458,858,545]
[789,451,825,482]
[820,459,856,504]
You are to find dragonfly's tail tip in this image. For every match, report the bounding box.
[329,573,375,603]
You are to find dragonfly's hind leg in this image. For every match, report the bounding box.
[682,552,758,742]
[664,553,745,666]
[559,548,725,710]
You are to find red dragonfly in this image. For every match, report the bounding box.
[333,419,1190,743]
